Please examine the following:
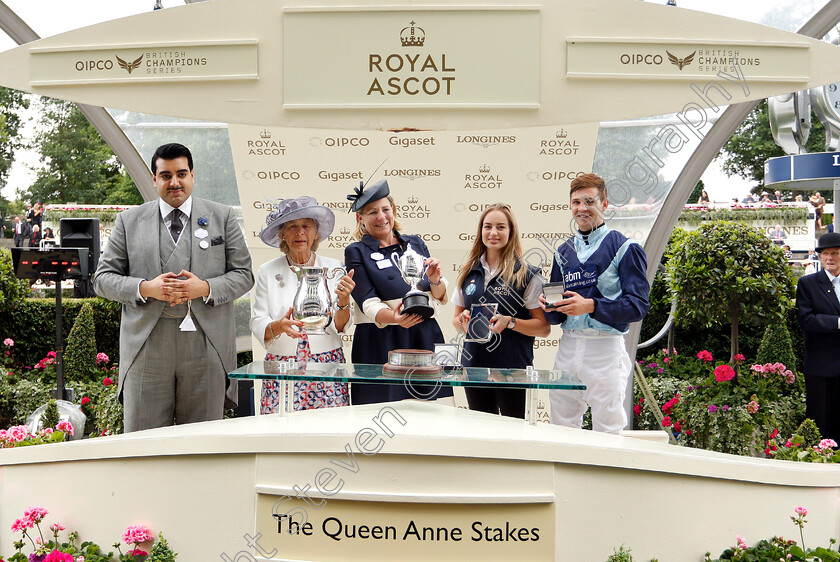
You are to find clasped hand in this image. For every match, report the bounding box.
[142,270,210,306]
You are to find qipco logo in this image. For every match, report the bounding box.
[619,53,663,65]
[75,59,114,71]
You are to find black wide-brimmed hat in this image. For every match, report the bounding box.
[816,232,840,252]
[347,179,390,213]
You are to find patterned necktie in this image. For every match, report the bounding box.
[834,277,840,306]
[168,209,183,242]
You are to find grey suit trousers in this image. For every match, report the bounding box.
[123,315,225,432]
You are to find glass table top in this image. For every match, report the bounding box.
[230,362,585,390]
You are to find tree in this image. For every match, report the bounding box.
[720,99,829,199]
[23,97,142,205]
[667,221,794,364]
[0,86,30,189]
[688,180,705,204]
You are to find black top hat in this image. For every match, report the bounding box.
[347,179,390,213]
[816,232,840,252]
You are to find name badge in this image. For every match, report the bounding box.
[376,260,392,270]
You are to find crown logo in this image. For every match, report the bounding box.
[479,164,490,173]
[260,129,271,139]
[407,195,419,204]
[340,226,350,235]
[556,129,568,139]
[400,20,425,47]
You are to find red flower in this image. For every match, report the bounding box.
[674,420,682,432]
[80,397,90,406]
[103,377,113,386]
[662,416,672,427]
[770,428,779,439]
[633,404,642,415]
[685,429,692,436]
[696,350,713,362]
[714,365,736,382]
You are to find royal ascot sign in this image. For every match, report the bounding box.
[254,493,554,560]
[282,8,540,108]
[29,41,258,86]
[567,39,810,82]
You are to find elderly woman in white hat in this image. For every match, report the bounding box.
[250,196,355,413]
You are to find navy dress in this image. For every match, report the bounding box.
[460,262,538,418]
[345,232,453,405]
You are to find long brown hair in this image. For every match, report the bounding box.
[352,194,404,241]
[456,203,528,290]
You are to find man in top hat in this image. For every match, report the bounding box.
[94,143,254,432]
[796,232,840,443]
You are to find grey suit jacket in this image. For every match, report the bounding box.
[93,197,254,398]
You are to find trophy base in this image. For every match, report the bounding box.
[402,293,434,320]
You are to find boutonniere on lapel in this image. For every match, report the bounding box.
[195,217,210,249]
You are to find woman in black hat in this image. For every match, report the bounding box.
[251,196,356,413]
[344,179,453,405]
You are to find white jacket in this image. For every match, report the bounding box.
[250,254,350,357]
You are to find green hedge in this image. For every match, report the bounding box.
[0,298,121,367]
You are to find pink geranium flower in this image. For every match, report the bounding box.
[56,420,74,436]
[794,506,807,517]
[44,551,74,562]
[747,400,759,414]
[96,352,109,364]
[3,338,13,346]
[102,377,113,386]
[696,350,713,362]
[122,524,153,545]
[714,365,736,382]
[24,506,49,524]
[8,425,29,442]
[818,439,838,450]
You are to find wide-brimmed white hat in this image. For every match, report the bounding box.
[258,196,335,248]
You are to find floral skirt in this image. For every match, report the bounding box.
[261,335,347,414]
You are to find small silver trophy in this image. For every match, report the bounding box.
[390,243,435,319]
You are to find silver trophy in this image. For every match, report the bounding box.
[390,243,435,319]
[290,266,346,334]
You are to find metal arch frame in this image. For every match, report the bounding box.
[623,0,840,423]
[0,0,156,201]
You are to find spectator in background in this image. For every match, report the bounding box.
[771,224,787,242]
[12,216,29,247]
[783,244,793,261]
[810,191,826,230]
[697,190,711,204]
[795,194,804,203]
[28,224,41,248]
[761,192,772,203]
[773,190,783,204]
[31,202,42,228]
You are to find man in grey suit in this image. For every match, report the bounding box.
[94,143,254,432]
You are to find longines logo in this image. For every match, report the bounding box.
[465,164,502,189]
[527,171,587,182]
[321,200,354,211]
[246,136,286,156]
[367,20,455,97]
[241,170,300,181]
[318,170,364,182]
[383,168,441,180]
[309,136,370,148]
[667,50,696,70]
[455,135,516,149]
